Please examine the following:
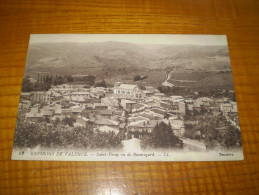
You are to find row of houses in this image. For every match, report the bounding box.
[20,82,239,143]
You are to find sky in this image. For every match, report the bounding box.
[29,34,228,46]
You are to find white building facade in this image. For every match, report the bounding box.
[114,83,143,99]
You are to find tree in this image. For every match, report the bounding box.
[134,75,141,81]
[22,77,34,92]
[157,86,173,96]
[62,116,75,127]
[183,111,242,150]
[65,75,74,82]
[82,75,95,86]
[22,74,54,92]
[95,80,107,88]
[142,122,182,149]
[34,82,51,91]
[134,75,147,82]
[53,76,65,86]
[138,85,146,90]
[14,119,124,150]
[220,126,241,149]
[53,117,61,127]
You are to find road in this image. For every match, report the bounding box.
[162,71,174,87]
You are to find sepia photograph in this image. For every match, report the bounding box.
[11,34,243,161]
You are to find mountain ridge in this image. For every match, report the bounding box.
[24,41,231,77]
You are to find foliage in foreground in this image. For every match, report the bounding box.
[184,112,242,149]
[13,120,123,150]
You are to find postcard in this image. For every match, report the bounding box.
[11,34,243,161]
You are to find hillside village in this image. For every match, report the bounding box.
[17,78,240,151]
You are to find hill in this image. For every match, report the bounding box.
[24,42,231,81]
[190,71,234,91]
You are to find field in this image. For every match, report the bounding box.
[168,70,234,93]
[104,69,167,88]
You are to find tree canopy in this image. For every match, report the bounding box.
[183,112,242,149]
[142,122,182,149]
[21,74,75,92]
[13,120,123,150]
